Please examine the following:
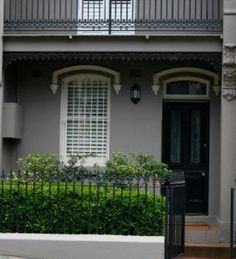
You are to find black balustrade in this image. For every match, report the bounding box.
[4,0,223,34]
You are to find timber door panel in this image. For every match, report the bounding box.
[163,102,209,214]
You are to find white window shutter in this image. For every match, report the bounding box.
[65,79,110,166]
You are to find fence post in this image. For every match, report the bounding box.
[165,172,185,259]
[230,188,235,259]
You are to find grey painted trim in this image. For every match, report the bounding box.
[224,9,236,15]
[3,33,223,37]
[3,36,223,52]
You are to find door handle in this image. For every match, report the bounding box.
[203,144,207,148]
[202,172,206,177]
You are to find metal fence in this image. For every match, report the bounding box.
[0,171,185,258]
[4,0,223,33]
[231,187,236,258]
[165,174,185,259]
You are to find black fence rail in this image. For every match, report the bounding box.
[0,171,185,258]
[231,187,236,258]
[4,0,223,34]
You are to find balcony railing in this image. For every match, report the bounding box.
[4,0,223,34]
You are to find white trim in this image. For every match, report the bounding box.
[62,73,111,85]
[163,76,210,99]
[53,65,120,85]
[152,67,220,98]
[60,73,111,166]
[60,85,68,162]
[153,67,219,86]
[51,65,121,95]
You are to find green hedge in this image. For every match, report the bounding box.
[0,183,166,236]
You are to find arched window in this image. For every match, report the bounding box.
[60,74,110,166]
[152,67,220,98]
[163,77,210,99]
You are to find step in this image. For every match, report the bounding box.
[185,220,225,243]
[177,257,228,259]
[182,242,230,258]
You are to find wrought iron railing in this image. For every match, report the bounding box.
[0,170,185,258]
[4,0,223,34]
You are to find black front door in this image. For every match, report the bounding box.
[162,101,209,214]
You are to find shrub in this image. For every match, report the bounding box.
[105,152,172,181]
[0,183,166,236]
[15,152,172,183]
[16,154,90,181]
[17,154,60,180]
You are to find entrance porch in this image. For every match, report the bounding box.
[3,51,221,217]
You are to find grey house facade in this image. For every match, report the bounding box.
[0,0,236,232]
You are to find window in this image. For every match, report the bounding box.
[60,74,110,166]
[77,0,134,33]
[163,77,210,99]
[81,0,105,20]
[167,81,207,95]
[111,0,133,21]
[80,0,132,20]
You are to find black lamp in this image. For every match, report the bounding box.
[130,84,141,104]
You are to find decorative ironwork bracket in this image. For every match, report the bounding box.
[3,52,222,74]
[223,45,236,101]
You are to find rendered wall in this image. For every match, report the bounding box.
[2,60,220,216]
[0,0,4,169]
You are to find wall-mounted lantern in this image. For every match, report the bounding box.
[130,84,141,104]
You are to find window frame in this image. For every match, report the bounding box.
[60,73,111,166]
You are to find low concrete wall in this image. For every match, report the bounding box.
[0,234,164,259]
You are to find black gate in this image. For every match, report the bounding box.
[230,187,236,258]
[165,173,185,259]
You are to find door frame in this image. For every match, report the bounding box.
[162,100,210,215]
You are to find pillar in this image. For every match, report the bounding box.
[220,0,236,226]
[0,0,4,169]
